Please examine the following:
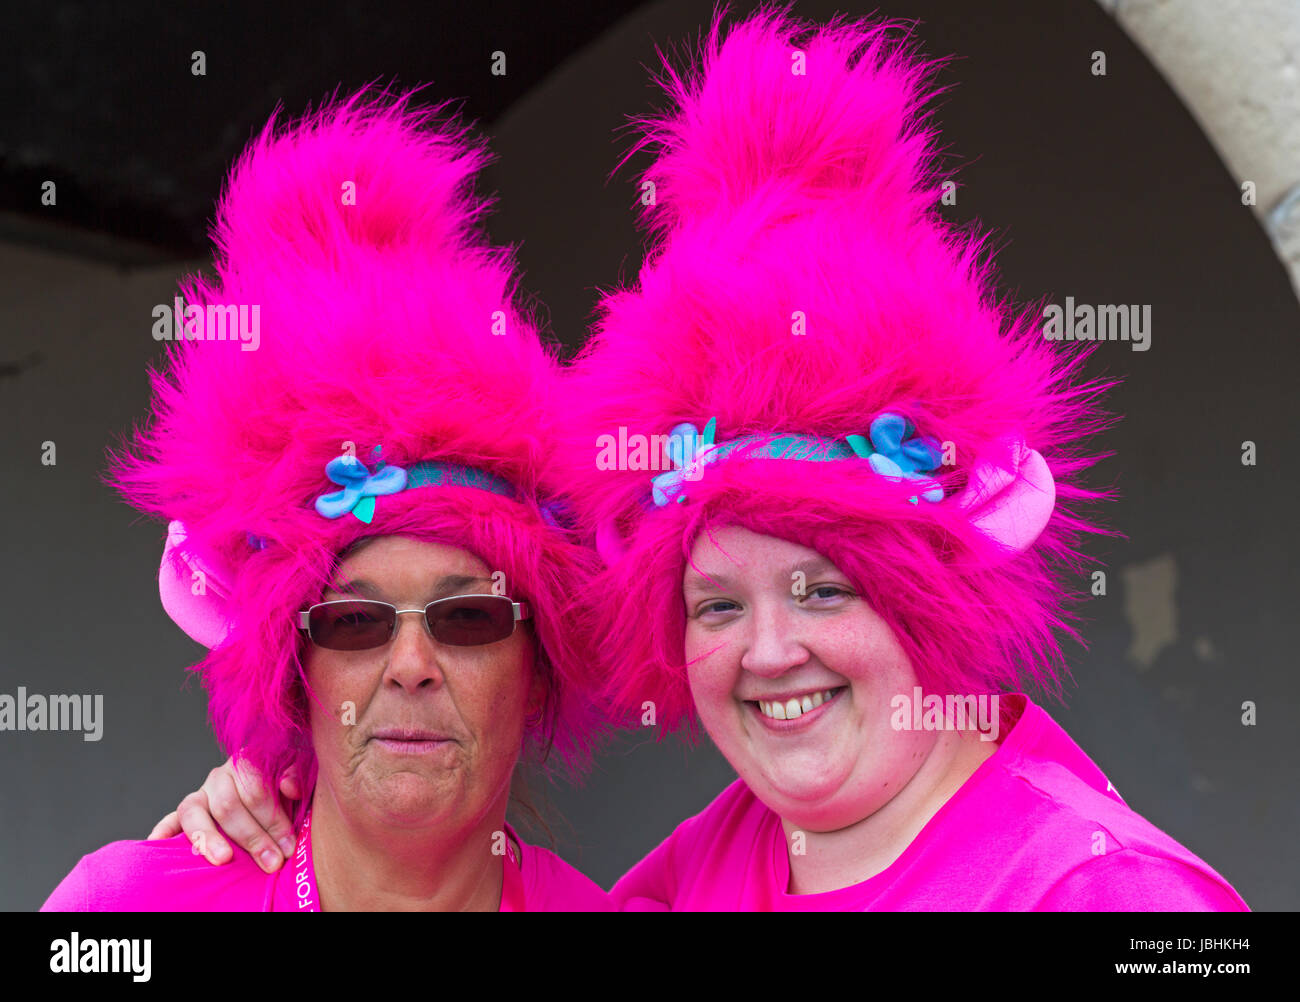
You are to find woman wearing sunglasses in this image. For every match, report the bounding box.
[149,13,1249,911]
[42,90,609,911]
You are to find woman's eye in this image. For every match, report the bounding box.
[696,600,740,618]
[446,607,490,623]
[804,584,853,603]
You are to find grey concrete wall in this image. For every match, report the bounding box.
[1097,0,1300,297]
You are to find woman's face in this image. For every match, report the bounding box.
[305,536,541,831]
[683,526,940,832]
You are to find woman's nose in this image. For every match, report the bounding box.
[739,601,810,676]
[382,610,447,689]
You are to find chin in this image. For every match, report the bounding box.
[362,769,464,825]
[762,782,863,832]
[750,761,848,815]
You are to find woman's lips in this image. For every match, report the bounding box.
[746,686,846,732]
[369,729,453,754]
[372,738,450,755]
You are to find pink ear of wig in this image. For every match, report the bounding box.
[550,11,1120,735]
[108,90,603,790]
[159,520,234,647]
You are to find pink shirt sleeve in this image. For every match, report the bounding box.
[1036,851,1250,911]
[611,794,731,911]
[611,835,675,911]
[43,857,92,911]
[41,836,274,911]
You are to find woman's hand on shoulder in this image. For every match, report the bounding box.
[147,757,302,873]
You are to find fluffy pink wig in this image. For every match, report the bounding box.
[554,11,1119,735]
[109,89,602,800]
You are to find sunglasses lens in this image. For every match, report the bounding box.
[309,601,394,651]
[428,596,515,646]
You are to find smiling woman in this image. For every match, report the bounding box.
[682,527,1001,882]
[40,88,609,912]
[550,10,1248,911]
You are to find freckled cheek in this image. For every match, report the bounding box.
[306,659,374,763]
[482,677,523,737]
[825,619,908,688]
[466,654,532,759]
[684,634,742,710]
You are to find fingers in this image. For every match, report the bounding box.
[201,760,290,874]
[147,811,182,841]
[230,758,299,862]
[176,789,232,866]
[279,765,304,802]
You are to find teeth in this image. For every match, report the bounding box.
[757,689,838,721]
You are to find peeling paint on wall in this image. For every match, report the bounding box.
[1121,553,1179,669]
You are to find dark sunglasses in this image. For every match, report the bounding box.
[298,595,531,651]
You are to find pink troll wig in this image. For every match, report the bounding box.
[108,89,602,801]
[553,10,1119,735]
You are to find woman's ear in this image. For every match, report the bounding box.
[524,630,547,722]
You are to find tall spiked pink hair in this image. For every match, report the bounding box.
[554,11,1119,734]
[109,90,602,795]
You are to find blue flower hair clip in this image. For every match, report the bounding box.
[845,413,944,504]
[651,417,718,506]
[315,448,408,524]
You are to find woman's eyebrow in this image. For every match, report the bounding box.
[325,578,381,599]
[432,574,493,595]
[684,559,840,594]
[684,572,732,594]
[785,557,838,580]
[327,574,494,599]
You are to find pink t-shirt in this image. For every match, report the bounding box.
[613,695,1249,911]
[42,814,610,912]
